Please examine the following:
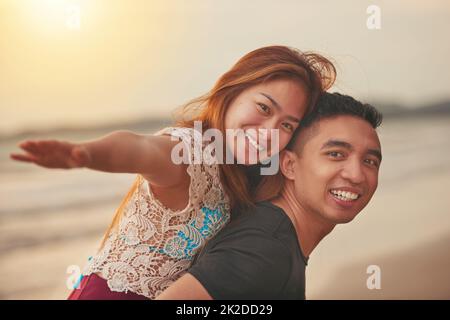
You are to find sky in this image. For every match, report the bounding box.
[1,0,449,134]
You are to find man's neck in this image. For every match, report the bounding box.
[271,182,336,258]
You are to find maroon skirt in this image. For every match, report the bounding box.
[67,273,149,300]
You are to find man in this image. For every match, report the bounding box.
[156,92,383,300]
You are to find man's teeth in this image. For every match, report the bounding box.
[245,133,265,151]
[330,189,360,201]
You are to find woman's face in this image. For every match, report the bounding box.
[224,78,308,165]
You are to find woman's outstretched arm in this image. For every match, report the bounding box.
[10,131,189,188]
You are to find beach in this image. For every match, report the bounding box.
[1,116,450,299]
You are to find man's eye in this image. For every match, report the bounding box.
[365,158,379,167]
[257,103,270,114]
[327,151,344,158]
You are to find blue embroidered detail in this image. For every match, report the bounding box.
[148,205,227,259]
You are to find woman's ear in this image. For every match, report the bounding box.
[279,150,297,180]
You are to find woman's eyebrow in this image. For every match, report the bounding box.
[259,92,301,122]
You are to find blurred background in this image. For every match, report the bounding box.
[1,0,449,299]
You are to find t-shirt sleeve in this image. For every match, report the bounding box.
[188,227,292,300]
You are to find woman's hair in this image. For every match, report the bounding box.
[99,45,336,249]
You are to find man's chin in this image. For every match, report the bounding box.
[325,210,360,224]
[335,216,357,224]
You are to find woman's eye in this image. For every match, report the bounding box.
[282,122,294,132]
[257,103,270,114]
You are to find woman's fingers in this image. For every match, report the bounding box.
[10,153,37,163]
[37,140,67,154]
[12,139,81,168]
[19,140,67,155]
[19,140,43,155]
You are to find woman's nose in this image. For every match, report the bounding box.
[260,117,279,132]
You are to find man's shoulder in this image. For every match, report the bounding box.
[226,201,294,237]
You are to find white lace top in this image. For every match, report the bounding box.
[82,127,231,299]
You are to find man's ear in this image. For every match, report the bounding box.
[279,150,297,181]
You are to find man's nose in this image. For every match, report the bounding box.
[340,159,365,185]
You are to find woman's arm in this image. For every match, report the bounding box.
[10,130,189,188]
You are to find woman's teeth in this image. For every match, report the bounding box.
[330,189,360,201]
[245,132,265,151]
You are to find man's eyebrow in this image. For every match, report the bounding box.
[321,139,353,150]
[368,149,382,162]
[259,92,301,123]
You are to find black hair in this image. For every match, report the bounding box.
[287,92,383,151]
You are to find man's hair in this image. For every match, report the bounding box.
[286,92,383,152]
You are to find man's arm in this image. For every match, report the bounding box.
[155,273,212,300]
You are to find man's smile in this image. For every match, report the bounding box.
[328,186,363,208]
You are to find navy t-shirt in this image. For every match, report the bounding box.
[188,201,309,300]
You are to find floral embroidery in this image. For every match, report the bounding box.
[124,225,140,246]
[159,260,175,277]
[83,127,231,299]
[164,236,188,259]
[108,273,129,293]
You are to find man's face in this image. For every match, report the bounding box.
[288,115,382,224]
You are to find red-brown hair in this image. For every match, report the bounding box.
[99,46,336,249]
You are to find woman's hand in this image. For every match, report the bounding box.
[10,140,91,169]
